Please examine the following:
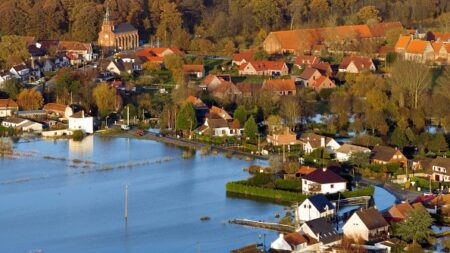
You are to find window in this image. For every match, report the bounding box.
[330,184,334,188]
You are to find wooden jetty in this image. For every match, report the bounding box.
[229,219,295,233]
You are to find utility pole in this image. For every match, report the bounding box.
[282,145,286,163]
[124,184,128,222]
[127,105,130,126]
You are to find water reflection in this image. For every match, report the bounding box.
[68,135,94,158]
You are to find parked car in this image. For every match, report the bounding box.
[121,125,130,131]
[136,130,145,136]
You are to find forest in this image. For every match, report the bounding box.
[0,0,449,50]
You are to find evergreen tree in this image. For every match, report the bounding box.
[175,102,197,133]
[234,105,248,125]
[244,116,258,140]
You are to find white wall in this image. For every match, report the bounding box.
[69,116,94,134]
[343,214,369,241]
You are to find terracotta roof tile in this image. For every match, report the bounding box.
[262,79,296,92]
[356,208,389,230]
[183,64,204,73]
[0,99,18,108]
[232,50,255,62]
[239,61,286,71]
[395,35,411,50]
[406,40,430,54]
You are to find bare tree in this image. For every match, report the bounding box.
[280,96,301,131]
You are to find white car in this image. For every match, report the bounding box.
[121,125,130,131]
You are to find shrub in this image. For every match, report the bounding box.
[72,130,84,141]
[244,173,273,187]
[275,179,302,192]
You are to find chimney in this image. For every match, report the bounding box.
[320,137,325,147]
[82,110,85,118]
[322,167,327,172]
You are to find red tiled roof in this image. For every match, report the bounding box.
[210,106,232,120]
[297,166,316,175]
[232,50,255,62]
[262,79,296,92]
[395,35,411,50]
[0,98,18,108]
[58,41,92,52]
[406,40,430,54]
[299,67,320,80]
[43,103,67,114]
[240,61,286,71]
[183,64,204,73]
[312,76,335,90]
[339,56,374,71]
[186,96,206,107]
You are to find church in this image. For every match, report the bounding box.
[98,9,139,50]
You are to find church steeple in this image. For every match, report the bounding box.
[104,7,111,22]
[102,7,114,32]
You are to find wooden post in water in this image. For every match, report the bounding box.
[124,184,128,222]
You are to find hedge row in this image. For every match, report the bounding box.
[226,182,375,203]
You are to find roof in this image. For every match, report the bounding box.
[135,47,181,61]
[299,133,335,149]
[427,31,450,42]
[183,64,204,73]
[355,208,389,230]
[3,117,27,125]
[336,144,370,154]
[58,41,92,52]
[206,118,229,128]
[186,96,206,108]
[386,203,413,220]
[210,106,232,120]
[339,56,373,71]
[43,103,67,114]
[294,55,320,66]
[297,166,316,175]
[311,62,332,75]
[114,23,138,33]
[299,67,320,80]
[0,99,18,108]
[262,79,296,92]
[236,82,261,94]
[302,168,346,184]
[306,194,335,213]
[312,76,334,90]
[304,217,339,245]
[405,40,430,54]
[240,61,286,71]
[232,50,255,62]
[371,146,399,162]
[430,157,450,170]
[284,232,318,247]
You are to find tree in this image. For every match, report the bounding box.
[349,152,370,169]
[2,79,20,99]
[175,102,197,134]
[390,127,408,148]
[429,133,448,153]
[164,53,184,84]
[251,0,281,31]
[16,89,44,110]
[156,2,183,46]
[309,0,329,23]
[394,208,434,245]
[93,83,117,118]
[234,105,248,125]
[280,96,300,130]
[121,104,138,123]
[137,93,152,116]
[244,116,258,140]
[356,6,381,24]
[266,115,282,134]
[0,35,31,68]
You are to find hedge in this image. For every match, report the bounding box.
[226,182,375,203]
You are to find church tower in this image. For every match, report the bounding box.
[98,7,139,50]
[101,8,114,32]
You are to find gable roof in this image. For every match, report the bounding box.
[371,145,400,162]
[339,56,374,71]
[186,96,206,108]
[306,194,335,213]
[262,79,296,92]
[284,232,318,247]
[299,67,320,80]
[336,144,370,154]
[304,217,340,245]
[355,208,389,230]
[430,157,450,170]
[206,118,230,128]
[386,203,413,220]
[58,41,92,52]
[311,62,332,76]
[183,64,204,73]
[210,106,232,120]
[114,23,137,34]
[0,99,18,108]
[240,61,286,71]
[236,82,261,94]
[297,166,316,175]
[312,76,335,90]
[233,50,255,62]
[299,133,336,149]
[405,40,431,54]
[43,103,67,114]
[302,168,346,184]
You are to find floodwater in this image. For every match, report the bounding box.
[0,136,281,253]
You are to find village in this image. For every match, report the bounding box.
[0,3,450,253]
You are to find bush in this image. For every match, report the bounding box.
[327,186,375,200]
[275,179,302,192]
[226,182,308,203]
[244,173,273,187]
[72,130,84,141]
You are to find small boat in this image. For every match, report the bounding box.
[200,216,211,221]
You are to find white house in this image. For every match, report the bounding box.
[183,64,205,79]
[0,71,12,87]
[335,144,371,162]
[1,117,43,132]
[298,217,340,246]
[199,118,242,137]
[68,111,94,134]
[297,194,335,222]
[429,157,450,182]
[302,168,346,194]
[343,208,389,242]
[338,56,376,73]
[299,133,340,154]
[0,99,19,117]
[10,64,30,80]
[270,232,320,252]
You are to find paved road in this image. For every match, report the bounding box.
[357,177,422,202]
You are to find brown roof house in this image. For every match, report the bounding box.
[266,128,300,147]
[270,232,320,252]
[301,167,347,194]
[0,99,19,118]
[338,56,375,73]
[183,64,205,79]
[343,208,389,242]
[198,106,242,137]
[232,50,255,66]
[262,79,296,96]
[384,202,425,223]
[43,103,73,119]
[299,133,341,154]
[238,61,288,76]
[371,146,407,168]
[411,157,433,171]
[236,82,261,98]
[429,157,450,182]
[209,81,242,101]
[335,144,371,162]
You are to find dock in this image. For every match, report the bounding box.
[229,219,295,233]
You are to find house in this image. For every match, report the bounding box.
[338,56,375,73]
[203,74,231,90]
[183,64,205,79]
[343,208,389,242]
[210,106,232,120]
[68,111,94,134]
[236,82,261,98]
[186,96,207,110]
[58,41,94,64]
[404,40,434,63]
[232,50,255,66]
[43,103,73,119]
[0,99,19,117]
[371,145,407,167]
[263,22,403,54]
[383,203,414,222]
[411,157,433,171]
[294,55,320,69]
[1,117,43,132]
[429,157,450,182]
[298,67,322,87]
[270,232,320,252]
[262,79,296,96]
[0,71,12,86]
[299,133,341,154]
[335,144,371,162]
[238,61,288,76]
[296,194,335,222]
[298,217,340,246]
[394,35,412,55]
[310,76,335,92]
[135,47,182,63]
[199,118,242,137]
[302,167,347,194]
[266,130,299,147]
[106,58,144,75]
[9,64,30,80]
[209,81,242,101]
[432,42,450,65]
[312,62,333,77]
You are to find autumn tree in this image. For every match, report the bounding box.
[394,208,433,245]
[356,6,381,24]
[0,36,31,68]
[280,96,300,130]
[137,93,152,117]
[156,2,183,46]
[17,89,44,110]
[93,83,117,118]
[2,79,20,99]
[309,0,330,23]
[251,0,281,31]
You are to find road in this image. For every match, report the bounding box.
[357,177,422,202]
